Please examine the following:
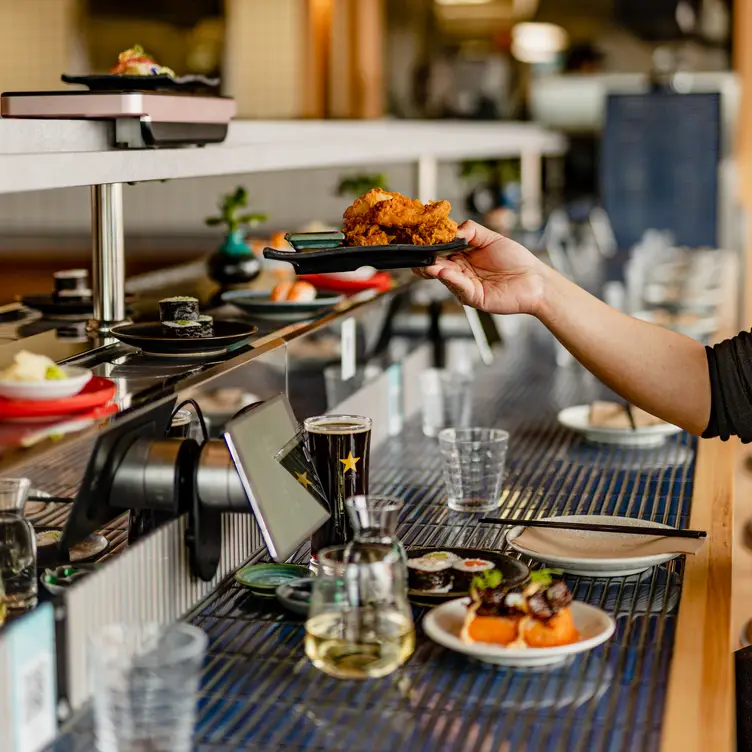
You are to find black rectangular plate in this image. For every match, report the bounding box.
[263,238,469,274]
[61,73,220,93]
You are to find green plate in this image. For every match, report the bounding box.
[235,563,310,594]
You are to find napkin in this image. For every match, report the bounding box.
[514,526,706,558]
[589,401,667,430]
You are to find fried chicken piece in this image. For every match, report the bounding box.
[395,218,458,245]
[343,188,394,226]
[345,224,392,247]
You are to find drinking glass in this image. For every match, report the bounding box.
[0,477,37,610]
[303,415,372,567]
[306,544,414,680]
[89,622,207,752]
[419,369,473,437]
[345,495,407,570]
[438,428,509,513]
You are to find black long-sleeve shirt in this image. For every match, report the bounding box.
[703,331,752,442]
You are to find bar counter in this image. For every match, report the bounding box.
[48,316,736,751]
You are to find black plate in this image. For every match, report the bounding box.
[62,73,220,93]
[263,238,469,274]
[221,289,344,321]
[22,293,135,319]
[407,546,530,605]
[109,320,258,358]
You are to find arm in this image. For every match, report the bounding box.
[417,221,712,436]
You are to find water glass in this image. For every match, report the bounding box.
[345,495,407,570]
[0,477,37,610]
[306,544,414,680]
[438,428,509,513]
[89,622,207,752]
[420,369,473,437]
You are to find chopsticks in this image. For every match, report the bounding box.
[479,517,707,539]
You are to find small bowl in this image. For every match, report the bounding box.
[0,366,92,401]
[276,577,315,616]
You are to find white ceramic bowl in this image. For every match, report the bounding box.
[0,366,92,402]
[423,598,615,668]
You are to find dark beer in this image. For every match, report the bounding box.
[304,415,372,559]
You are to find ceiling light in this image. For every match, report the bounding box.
[511,22,568,64]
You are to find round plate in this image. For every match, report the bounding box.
[423,598,615,668]
[221,289,343,321]
[506,515,681,577]
[0,366,92,402]
[407,546,529,605]
[0,377,116,420]
[110,320,257,359]
[558,405,682,448]
[21,293,136,320]
[276,577,315,616]
[235,563,310,594]
[41,563,98,596]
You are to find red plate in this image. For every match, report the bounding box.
[0,377,117,420]
[298,272,392,295]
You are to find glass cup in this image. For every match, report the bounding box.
[419,369,473,437]
[89,622,207,752]
[303,415,372,567]
[438,428,509,513]
[0,477,37,610]
[306,544,415,680]
[345,495,407,571]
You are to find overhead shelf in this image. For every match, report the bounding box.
[0,119,566,194]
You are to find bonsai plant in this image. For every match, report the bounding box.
[205,186,269,286]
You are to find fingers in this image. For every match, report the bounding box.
[435,265,474,301]
[456,219,504,249]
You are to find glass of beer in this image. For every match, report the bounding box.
[305,543,415,680]
[303,414,372,567]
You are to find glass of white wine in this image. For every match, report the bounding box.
[306,543,415,680]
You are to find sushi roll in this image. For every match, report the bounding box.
[407,557,453,592]
[196,315,214,337]
[54,269,91,301]
[163,320,203,338]
[423,551,461,564]
[159,296,199,323]
[452,559,496,591]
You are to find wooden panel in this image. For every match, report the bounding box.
[302,0,333,118]
[736,0,752,208]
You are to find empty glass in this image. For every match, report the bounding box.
[345,495,407,570]
[438,428,509,513]
[0,477,37,610]
[89,622,207,752]
[306,544,414,680]
[420,369,473,437]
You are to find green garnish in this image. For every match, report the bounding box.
[529,568,563,589]
[45,365,66,380]
[470,568,503,595]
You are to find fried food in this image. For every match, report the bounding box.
[342,189,457,246]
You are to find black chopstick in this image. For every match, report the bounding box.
[624,401,637,431]
[27,495,74,504]
[479,517,706,539]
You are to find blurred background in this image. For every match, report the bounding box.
[0,0,740,300]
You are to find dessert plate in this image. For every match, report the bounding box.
[61,73,220,92]
[558,405,682,447]
[221,289,343,321]
[0,377,116,420]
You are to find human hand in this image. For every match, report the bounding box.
[413,220,547,316]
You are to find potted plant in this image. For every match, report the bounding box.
[205,186,269,286]
[336,173,390,197]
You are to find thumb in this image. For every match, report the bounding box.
[456,220,504,249]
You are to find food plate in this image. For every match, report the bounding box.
[61,73,220,92]
[41,563,98,596]
[276,577,315,616]
[235,563,310,596]
[221,289,343,321]
[36,530,109,566]
[407,546,529,605]
[0,377,116,421]
[557,405,682,447]
[0,366,92,402]
[299,272,393,294]
[110,321,257,359]
[505,514,682,577]
[21,293,135,319]
[423,598,615,667]
[263,238,469,274]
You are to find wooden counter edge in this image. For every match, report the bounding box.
[661,251,738,752]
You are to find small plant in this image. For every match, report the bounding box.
[336,173,389,198]
[205,186,268,234]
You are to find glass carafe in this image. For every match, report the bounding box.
[345,495,407,570]
[0,478,37,611]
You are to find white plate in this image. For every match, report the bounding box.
[506,514,681,577]
[423,598,615,668]
[558,405,682,448]
[0,366,92,401]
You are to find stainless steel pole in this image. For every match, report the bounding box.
[90,183,126,331]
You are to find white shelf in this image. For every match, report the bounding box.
[0,119,566,194]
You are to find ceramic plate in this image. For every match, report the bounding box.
[505,515,681,577]
[235,563,310,595]
[276,577,315,616]
[423,598,615,667]
[0,377,116,420]
[0,366,92,402]
[406,546,529,605]
[221,289,343,321]
[110,320,257,359]
[263,238,469,274]
[558,405,682,448]
[61,73,220,92]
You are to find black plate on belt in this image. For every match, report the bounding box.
[263,238,469,274]
[61,73,220,93]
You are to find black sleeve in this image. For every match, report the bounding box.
[703,331,752,443]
